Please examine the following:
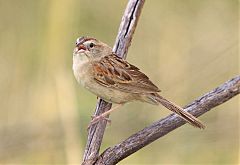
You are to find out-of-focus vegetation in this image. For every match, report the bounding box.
[0,0,238,164]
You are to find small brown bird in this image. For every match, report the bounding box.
[73,36,205,129]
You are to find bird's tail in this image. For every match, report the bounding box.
[145,93,205,129]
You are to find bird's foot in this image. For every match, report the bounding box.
[87,115,111,130]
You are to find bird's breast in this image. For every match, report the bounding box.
[73,60,137,104]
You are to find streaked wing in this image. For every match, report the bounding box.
[92,54,160,93]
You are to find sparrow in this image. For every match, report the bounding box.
[73,36,205,129]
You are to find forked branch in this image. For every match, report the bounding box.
[81,0,239,164]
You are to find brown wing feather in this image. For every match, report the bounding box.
[92,54,161,93]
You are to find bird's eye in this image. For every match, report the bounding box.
[89,43,95,48]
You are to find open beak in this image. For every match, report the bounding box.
[74,44,86,54]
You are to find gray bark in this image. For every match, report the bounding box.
[95,75,240,165]
[81,0,239,164]
[82,0,145,164]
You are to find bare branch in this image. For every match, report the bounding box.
[81,1,239,164]
[113,0,145,59]
[82,1,145,164]
[95,75,240,165]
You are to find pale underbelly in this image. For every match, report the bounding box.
[85,80,136,104]
[74,62,137,104]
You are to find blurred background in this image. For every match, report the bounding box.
[0,0,239,164]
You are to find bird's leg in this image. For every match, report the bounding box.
[90,115,111,123]
[88,104,123,129]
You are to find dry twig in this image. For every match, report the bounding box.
[95,75,240,165]
[81,0,239,164]
[82,0,145,164]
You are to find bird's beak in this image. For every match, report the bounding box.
[74,44,87,54]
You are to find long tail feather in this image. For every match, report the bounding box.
[153,94,205,129]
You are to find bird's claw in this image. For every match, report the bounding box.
[87,115,111,130]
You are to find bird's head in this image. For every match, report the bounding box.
[73,37,112,62]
